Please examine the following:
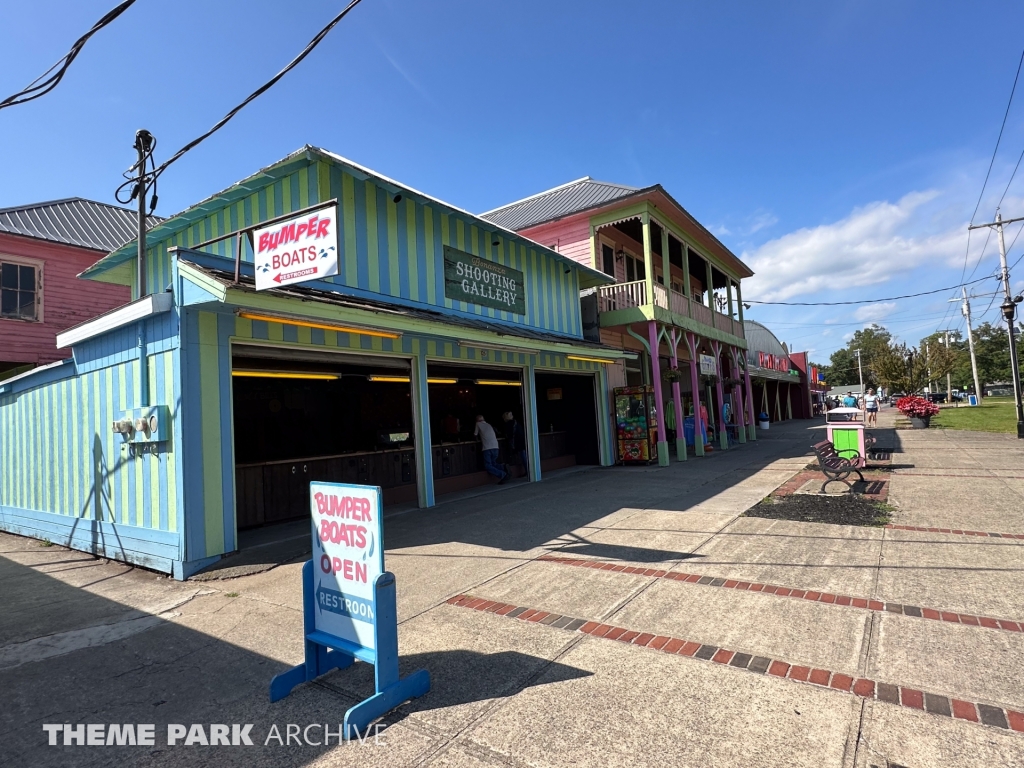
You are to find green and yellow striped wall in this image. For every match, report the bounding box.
[0,337,182,572]
[123,157,583,338]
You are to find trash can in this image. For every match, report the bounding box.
[758,412,770,430]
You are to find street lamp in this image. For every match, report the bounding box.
[1001,294,1024,439]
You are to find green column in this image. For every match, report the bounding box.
[524,359,543,482]
[410,351,435,508]
[642,212,654,308]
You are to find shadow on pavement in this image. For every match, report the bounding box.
[0,555,588,768]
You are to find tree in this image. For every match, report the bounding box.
[918,331,962,389]
[821,324,891,387]
[871,342,929,394]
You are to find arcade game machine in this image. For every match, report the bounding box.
[614,385,658,464]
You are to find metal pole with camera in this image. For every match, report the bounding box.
[969,212,1024,436]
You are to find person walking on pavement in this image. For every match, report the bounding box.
[842,391,858,408]
[475,415,508,484]
[863,387,879,427]
[502,411,528,480]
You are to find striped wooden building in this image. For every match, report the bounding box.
[0,147,628,578]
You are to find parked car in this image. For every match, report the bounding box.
[927,392,947,404]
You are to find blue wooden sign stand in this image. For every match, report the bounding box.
[269,560,430,738]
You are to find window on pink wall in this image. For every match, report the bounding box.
[1,260,40,321]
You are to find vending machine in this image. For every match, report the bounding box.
[614,385,658,464]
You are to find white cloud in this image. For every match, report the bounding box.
[748,212,779,234]
[853,301,897,322]
[742,191,964,302]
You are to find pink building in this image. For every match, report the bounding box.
[481,178,755,464]
[0,198,152,378]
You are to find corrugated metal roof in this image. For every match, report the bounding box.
[743,320,789,358]
[479,177,641,231]
[0,198,161,252]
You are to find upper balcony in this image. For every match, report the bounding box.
[591,279,746,345]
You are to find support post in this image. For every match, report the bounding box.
[730,348,746,444]
[669,329,686,461]
[744,358,757,440]
[411,351,435,508]
[642,212,654,307]
[685,332,705,456]
[524,359,543,482]
[660,223,671,293]
[682,244,692,298]
[648,321,670,466]
[710,340,728,450]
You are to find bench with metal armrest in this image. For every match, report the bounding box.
[810,439,873,494]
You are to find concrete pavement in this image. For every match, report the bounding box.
[2,406,1024,767]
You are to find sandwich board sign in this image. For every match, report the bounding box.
[253,206,339,291]
[269,482,430,738]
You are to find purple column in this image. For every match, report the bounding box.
[711,341,727,449]
[744,358,756,440]
[648,321,667,445]
[730,350,746,443]
[669,330,685,460]
[686,332,704,456]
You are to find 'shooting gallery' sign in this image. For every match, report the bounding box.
[443,246,526,315]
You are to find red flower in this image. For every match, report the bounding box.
[896,396,939,418]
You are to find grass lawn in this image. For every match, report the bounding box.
[929,396,1020,433]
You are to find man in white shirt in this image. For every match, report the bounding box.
[474,415,508,484]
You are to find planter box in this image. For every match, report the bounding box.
[909,416,931,429]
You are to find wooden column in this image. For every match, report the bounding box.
[648,320,669,466]
[641,212,654,307]
[669,329,686,461]
[711,340,728,450]
[685,332,705,456]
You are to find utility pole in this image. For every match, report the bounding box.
[925,338,932,394]
[854,349,864,394]
[950,287,984,405]
[133,129,154,299]
[969,212,1024,437]
[943,330,955,407]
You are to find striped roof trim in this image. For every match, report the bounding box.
[479,177,640,231]
[0,198,161,252]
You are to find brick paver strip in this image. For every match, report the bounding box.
[448,593,1024,736]
[885,523,1024,539]
[538,555,1023,633]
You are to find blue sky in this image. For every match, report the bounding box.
[3,0,1024,361]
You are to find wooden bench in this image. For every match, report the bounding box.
[810,439,868,493]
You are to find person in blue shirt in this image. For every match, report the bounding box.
[842,392,858,408]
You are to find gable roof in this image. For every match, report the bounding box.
[83,146,615,290]
[479,177,640,231]
[0,197,161,253]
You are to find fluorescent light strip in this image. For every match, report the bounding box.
[367,376,410,383]
[427,378,458,384]
[232,371,338,380]
[475,379,522,386]
[566,355,617,364]
[237,311,401,340]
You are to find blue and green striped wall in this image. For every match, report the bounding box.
[0,314,183,573]
[124,158,584,338]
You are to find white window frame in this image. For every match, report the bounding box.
[0,253,44,323]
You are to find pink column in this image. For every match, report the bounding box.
[730,349,746,443]
[686,332,704,456]
[647,321,669,466]
[711,341,728,450]
[744,356,757,440]
[669,330,685,460]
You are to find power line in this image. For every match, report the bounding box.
[747,274,994,306]
[117,0,364,203]
[968,45,1024,226]
[0,0,137,110]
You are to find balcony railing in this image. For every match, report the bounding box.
[690,301,713,328]
[669,289,689,317]
[596,281,745,340]
[597,279,647,312]
[653,282,669,310]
